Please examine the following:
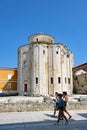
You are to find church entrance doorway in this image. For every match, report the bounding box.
[24,83,27,96]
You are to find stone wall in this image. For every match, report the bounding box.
[0,96,87,112]
[73,73,87,94]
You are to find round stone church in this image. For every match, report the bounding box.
[17,34,74,96]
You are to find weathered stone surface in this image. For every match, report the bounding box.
[0,96,87,112]
[18,34,74,96]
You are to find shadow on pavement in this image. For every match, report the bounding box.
[0,119,87,130]
[77,113,87,118]
[0,112,87,130]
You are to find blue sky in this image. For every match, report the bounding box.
[0,0,87,68]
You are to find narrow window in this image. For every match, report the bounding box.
[36,38,38,42]
[51,40,53,43]
[67,54,69,58]
[43,50,45,54]
[65,77,67,83]
[58,77,61,83]
[36,77,38,84]
[68,78,70,84]
[56,51,58,54]
[24,61,27,68]
[51,77,53,84]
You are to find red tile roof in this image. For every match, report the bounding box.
[75,62,87,72]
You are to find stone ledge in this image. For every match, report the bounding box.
[0,95,87,112]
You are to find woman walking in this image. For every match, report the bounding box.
[57,93,68,124]
[63,91,72,119]
[52,92,59,117]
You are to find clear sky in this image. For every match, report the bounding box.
[0,0,87,68]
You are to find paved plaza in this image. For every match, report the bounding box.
[0,110,87,130]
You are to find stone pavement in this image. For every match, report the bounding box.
[0,110,87,130]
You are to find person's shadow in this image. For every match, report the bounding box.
[44,113,58,118]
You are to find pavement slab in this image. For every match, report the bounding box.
[0,110,87,130]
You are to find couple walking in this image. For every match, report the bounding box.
[52,91,72,124]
